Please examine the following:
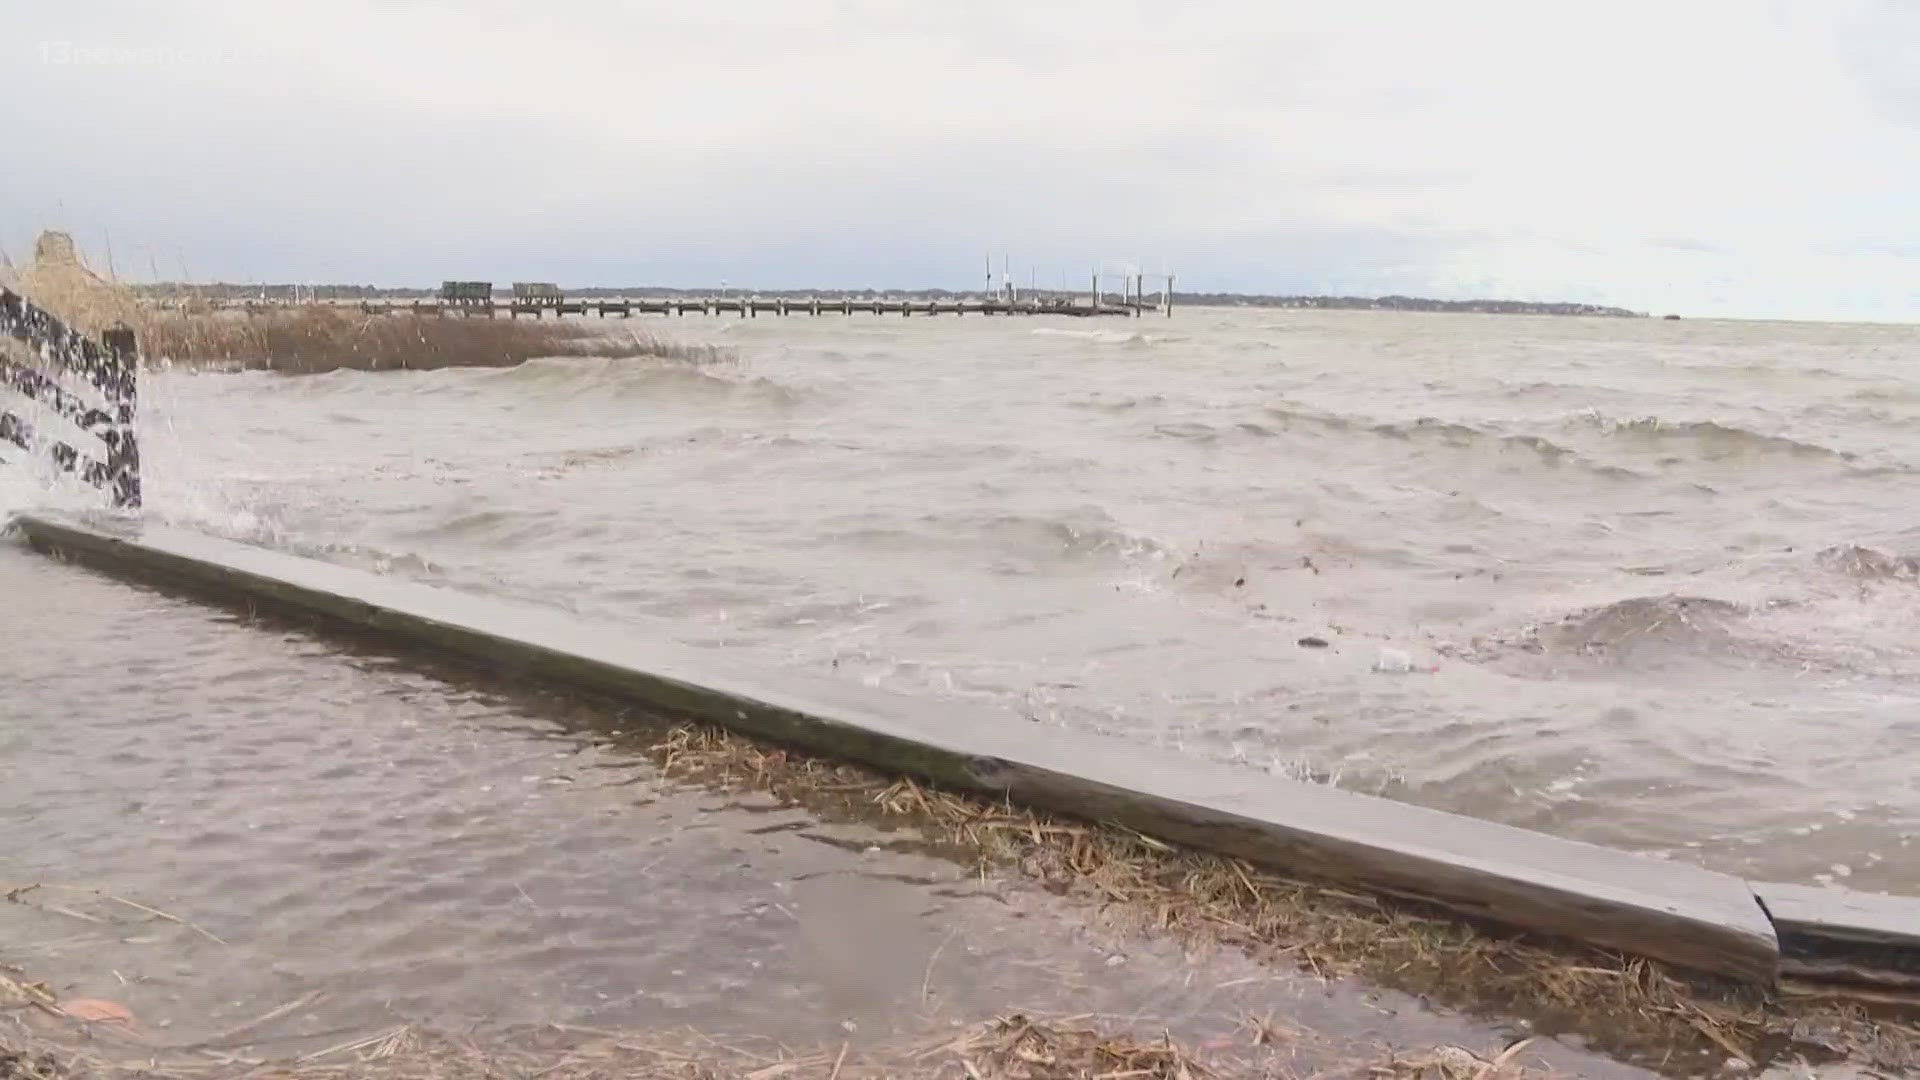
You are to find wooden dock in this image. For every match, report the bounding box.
[186,271,1178,319]
[337,295,1160,319]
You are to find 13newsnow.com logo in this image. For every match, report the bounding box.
[37,41,273,67]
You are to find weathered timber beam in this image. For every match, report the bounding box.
[0,288,132,398]
[0,356,117,435]
[0,411,115,489]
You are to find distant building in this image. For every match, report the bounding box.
[512,282,563,306]
[440,281,492,305]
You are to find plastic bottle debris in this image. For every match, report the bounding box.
[1372,648,1416,674]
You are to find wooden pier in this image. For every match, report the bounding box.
[340,294,1160,319]
[183,269,1178,320]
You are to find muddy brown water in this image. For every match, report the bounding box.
[0,544,1662,1077]
[42,308,1915,892]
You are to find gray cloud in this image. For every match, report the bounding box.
[6,1,1920,320]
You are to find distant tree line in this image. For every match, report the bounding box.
[1170,292,1644,317]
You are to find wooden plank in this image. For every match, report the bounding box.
[0,288,131,396]
[0,356,116,435]
[12,512,1781,983]
[0,415,114,489]
[1757,881,1920,944]
[1753,881,1920,988]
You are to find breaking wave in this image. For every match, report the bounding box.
[1252,407,1645,478]
[1816,544,1920,581]
[1029,328,1162,346]
[1529,595,1748,655]
[468,357,806,408]
[1459,594,1809,683]
[1069,394,1167,414]
[1568,413,1847,461]
[827,509,1166,570]
[1246,405,1892,478]
[250,356,808,413]
[1464,583,1920,687]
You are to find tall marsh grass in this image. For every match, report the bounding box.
[3,230,729,374]
[134,307,732,373]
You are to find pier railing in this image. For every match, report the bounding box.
[0,287,141,509]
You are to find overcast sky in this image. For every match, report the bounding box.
[4,1,1917,320]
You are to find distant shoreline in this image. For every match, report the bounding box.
[122,282,1646,319]
[1169,292,1645,318]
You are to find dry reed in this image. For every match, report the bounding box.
[133,308,731,373]
[628,724,1920,1074]
[3,232,730,374]
[0,984,1561,1080]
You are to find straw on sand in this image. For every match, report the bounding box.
[630,723,1920,1073]
[4,716,1900,1074]
[131,307,732,372]
[0,1007,1566,1080]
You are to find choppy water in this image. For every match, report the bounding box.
[1,543,1653,1078]
[17,307,1920,891]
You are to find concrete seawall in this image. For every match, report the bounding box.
[13,509,1919,989]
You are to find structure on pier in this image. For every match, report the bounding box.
[439,281,493,308]
[512,282,562,308]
